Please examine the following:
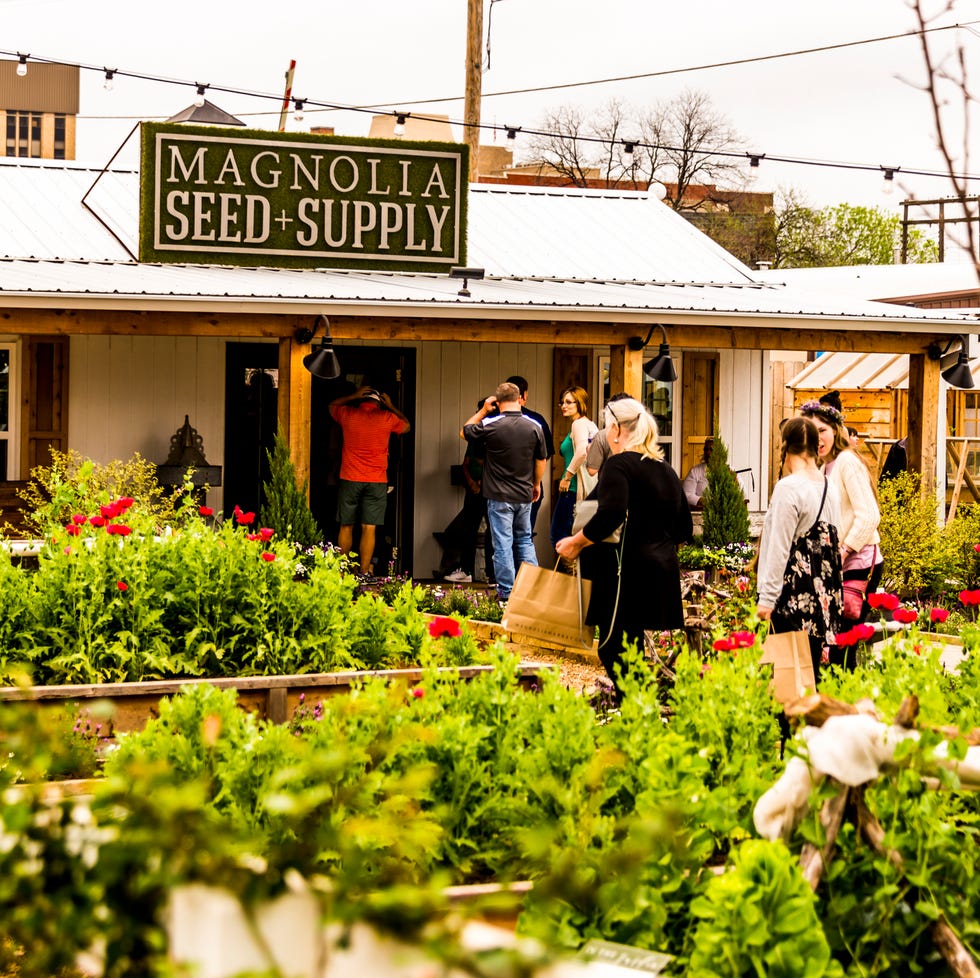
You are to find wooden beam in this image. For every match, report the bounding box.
[278,337,312,494]
[0,306,953,355]
[608,343,644,399]
[907,352,940,497]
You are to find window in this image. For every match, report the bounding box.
[0,344,16,480]
[53,114,65,160]
[5,111,41,158]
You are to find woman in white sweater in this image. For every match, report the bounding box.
[757,417,844,683]
[800,398,884,669]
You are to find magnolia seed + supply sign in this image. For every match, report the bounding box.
[139,122,468,272]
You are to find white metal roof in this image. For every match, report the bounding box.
[0,157,975,332]
[756,262,980,302]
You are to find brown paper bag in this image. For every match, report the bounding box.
[502,562,594,650]
[758,629,816,705]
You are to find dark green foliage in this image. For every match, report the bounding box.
[259,428,322,549]
[701,426,750,548]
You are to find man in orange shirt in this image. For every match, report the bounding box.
[328,386,411,576]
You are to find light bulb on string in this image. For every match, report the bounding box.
[393,112,408,137]
[881,166,899,196]
[622,141,635,167]
[746,153,764,184]
[15,54,28,77]
[103,68,115,92]
[293,98,305,123]
[194,83,207,108]
[505,125,520,144]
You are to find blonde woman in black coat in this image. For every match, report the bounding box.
[556,397,692,700]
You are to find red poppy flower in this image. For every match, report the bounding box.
[428,616,462,639]
[116,581,128,592]
[106,524,132,536]
[852,623,876,641]
[199,506,214,517]
[893,608,918,625]
[236,510,256,526]
[835,629,858,648]
[930,607,950,624]
[116,497,135,510]
[959,589,980,607]
[411,687,424,699]
[974,544,980,554]
[260,551,276,562]
[712,637,733,651]
[246,533,261,542]
[88,515,107,528]
[260,527,274,541]
[64,523,81,537]
[867,592,900,611]
[730,631,757,649]
[71,513,87,525]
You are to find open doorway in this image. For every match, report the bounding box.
[224,342,417,575]
[308,346,416,577]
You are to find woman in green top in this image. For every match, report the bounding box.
[551,385,598,548]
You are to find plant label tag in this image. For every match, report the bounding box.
[576,939,672,974]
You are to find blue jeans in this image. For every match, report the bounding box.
[486,499,537,600]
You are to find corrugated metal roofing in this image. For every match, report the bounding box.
[0,157,975,331]
[787,350,980,391]
[756,262,980,301]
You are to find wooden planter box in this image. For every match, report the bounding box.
[0,663,549,735]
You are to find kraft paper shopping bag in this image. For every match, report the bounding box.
[759,628,816,705]
[502,562,594,650]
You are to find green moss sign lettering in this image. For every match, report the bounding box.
[139,122,468,271]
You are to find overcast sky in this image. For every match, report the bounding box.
[3,0,979,213]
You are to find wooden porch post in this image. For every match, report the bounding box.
[609,343,644,400]
[906,352,940,498]
[277,337,313,495]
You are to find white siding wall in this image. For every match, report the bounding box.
[414,340,555,576]
[68,335,228,510]
[717,348,767,511]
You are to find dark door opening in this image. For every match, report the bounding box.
[222,342,416,576]
[223,343,279,517]
[309,347,416,578]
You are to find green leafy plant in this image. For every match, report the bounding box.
[259,428,323,550]
[686,839,842,977]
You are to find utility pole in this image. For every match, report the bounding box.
[464,0,483,180]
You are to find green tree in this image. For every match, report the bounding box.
[774,192,938,268]
[701,426,750,548]
[259,429,322,549]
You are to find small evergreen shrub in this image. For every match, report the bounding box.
[259,429,322,549]
[701,427,750,548]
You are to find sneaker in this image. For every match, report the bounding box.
[444,568,472,583]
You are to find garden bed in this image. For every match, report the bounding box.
[0,663,550,734]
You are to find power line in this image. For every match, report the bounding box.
[4,23,980,190]
[354,19,980,108]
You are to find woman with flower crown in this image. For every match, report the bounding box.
[800,392,883,670]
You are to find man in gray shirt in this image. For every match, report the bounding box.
[461,382,547,601]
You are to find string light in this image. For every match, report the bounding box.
[103,68,115,92]
[622,141,636,166]
[881,165,899,196]
[2,46,979,193]
[505,125,520,142]
[293,98,305,123]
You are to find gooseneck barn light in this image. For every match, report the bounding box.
[628,324,677,383]
[297,315,341,380]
